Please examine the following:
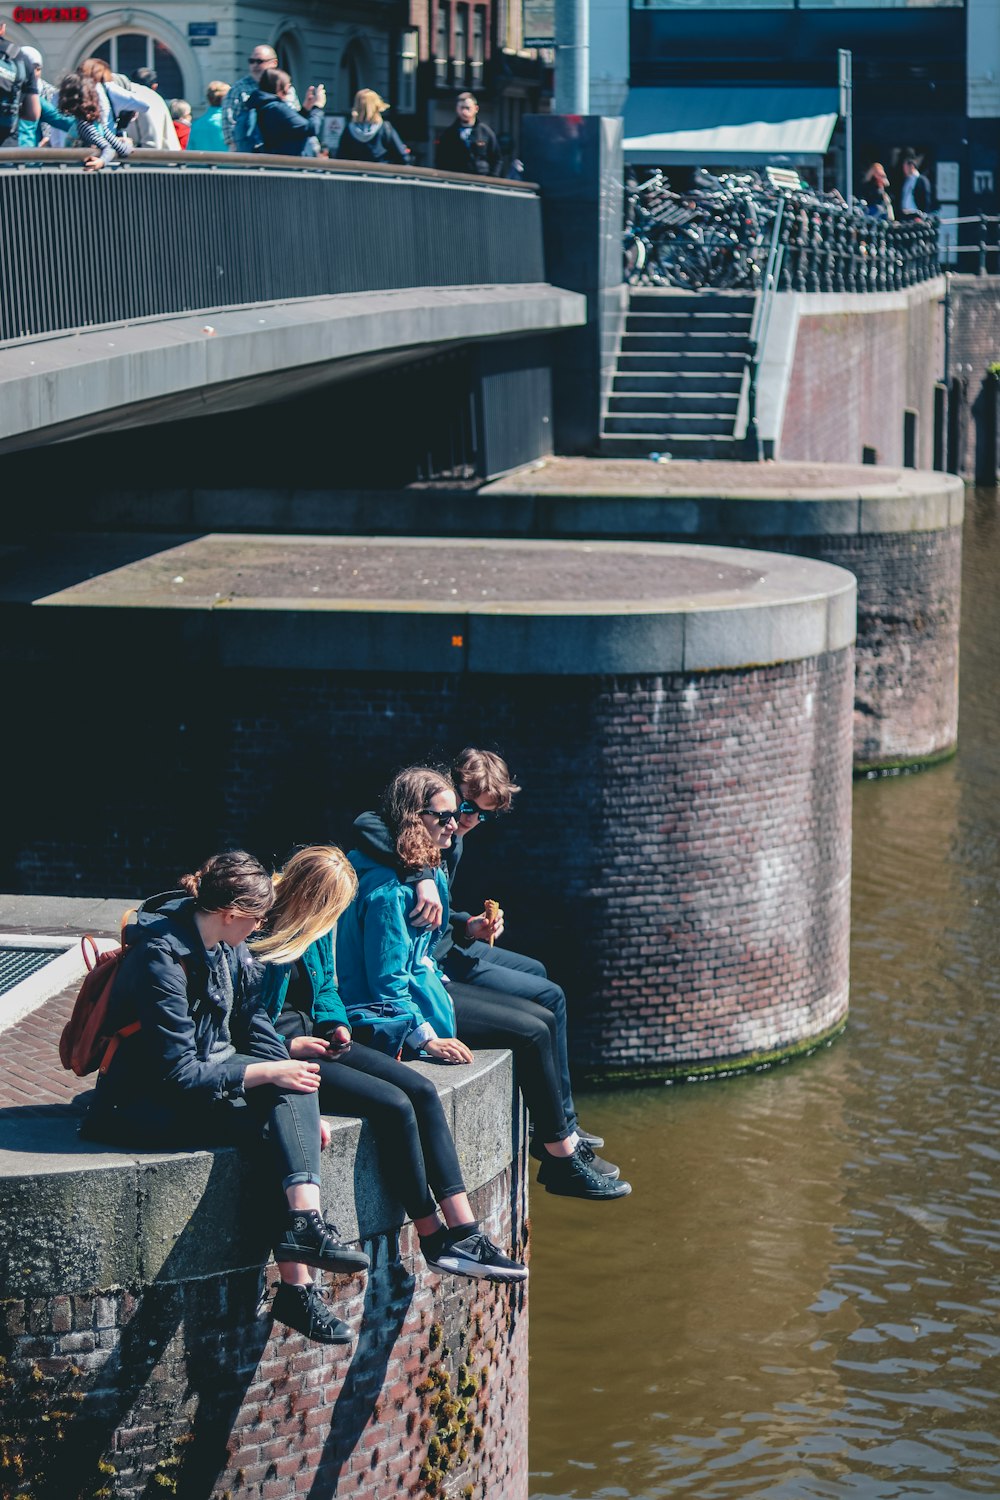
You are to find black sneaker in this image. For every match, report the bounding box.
[273,1210,371,1274]
[577,1140,621,1179]
[424,1230,528,1282]
[575,1126,605,1149]
[529,1137,620,1178]
[272,1281,354,1345]
[537,1148,632,1200]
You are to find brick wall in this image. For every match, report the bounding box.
[3,648,854,1078]
[780,292,942,469]
[946,276,1000,479]
[702,529,961,770]
[0,1173,527,1500]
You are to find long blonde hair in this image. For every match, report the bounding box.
[252,845,358,965]
[352,88,387,124]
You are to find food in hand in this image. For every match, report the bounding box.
[483,899,500,947]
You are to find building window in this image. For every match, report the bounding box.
[88,33,184,97]
[454,5,468,88]
[435,4,450,87]
[471,8,485,90]
[398,28,419,113]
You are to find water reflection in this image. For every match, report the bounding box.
[529,489,1000,1500]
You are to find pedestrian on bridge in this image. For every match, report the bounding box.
[337,89,410,166]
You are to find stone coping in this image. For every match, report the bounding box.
[9,534,856,674]
[0,1049,515,1298]
[480,459,965,539]
[0,284,584,452]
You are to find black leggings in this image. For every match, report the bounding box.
[277,1019,466,1222]
[448,982,571,1143]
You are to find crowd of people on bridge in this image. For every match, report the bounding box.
[0,21,514,175]
[78,749,631,1347]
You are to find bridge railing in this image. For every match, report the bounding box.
[0,151,545,345]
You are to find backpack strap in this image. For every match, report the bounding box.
[99,1021,141,1075]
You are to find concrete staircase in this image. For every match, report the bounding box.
[600,289,757,460]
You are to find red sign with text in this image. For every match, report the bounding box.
[12,6,90,20]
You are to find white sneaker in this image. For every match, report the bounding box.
[424,1230,528,1282]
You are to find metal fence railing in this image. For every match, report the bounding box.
[0,151,545,345]
[937,215,1000,275]
[623,170,941,294]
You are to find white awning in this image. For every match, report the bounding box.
[623,87,839,166]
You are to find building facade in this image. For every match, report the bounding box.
[4,0,545,162]
[5,0,405,129]
[591,0,999,223]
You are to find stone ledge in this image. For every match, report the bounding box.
[5,534,857,674]
[481,459,964,539]
[0,1048,514,1297]
[0,284,585,452]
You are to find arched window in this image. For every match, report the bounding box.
[339,38,371,113]
[275,29,307,94]
[88,33,184,99]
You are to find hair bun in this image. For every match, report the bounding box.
[178,870,201,898]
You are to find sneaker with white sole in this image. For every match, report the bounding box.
[272,1281,354,1345]
[424,1229,528,1282]
[537,1147,632,1200]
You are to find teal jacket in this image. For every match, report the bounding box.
[336,848,455,1053]
[255,930,350,1033]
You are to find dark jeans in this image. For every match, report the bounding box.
[448,981,570,1143]
[82,1055,322,1191]
[443,941,578,1130]
[313,1042,466,1222]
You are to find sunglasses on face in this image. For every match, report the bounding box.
[459,799,500,824]
[421,808,460,826]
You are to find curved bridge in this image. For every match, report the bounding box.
[0,152,584,456]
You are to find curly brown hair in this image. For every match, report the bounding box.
[58,72,102,123]
[381,766,456,873]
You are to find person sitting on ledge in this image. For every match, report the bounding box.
[342,766,630,1201]
[252,844,526,1282]
[353,747,624,1189]
[80,850,370,1346]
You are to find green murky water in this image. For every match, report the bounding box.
[529,489,1000,1500]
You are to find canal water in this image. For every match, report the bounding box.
[528,489,1000,1500]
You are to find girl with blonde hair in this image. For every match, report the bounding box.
[254,845,526,1281]
[336,86,410,164]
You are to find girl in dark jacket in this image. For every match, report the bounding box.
[253,68,324,157]
[253,845,526,1282]
[336,88,409,165]
[81,850,369,1344]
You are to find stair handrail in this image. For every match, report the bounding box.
[743,199,786,460]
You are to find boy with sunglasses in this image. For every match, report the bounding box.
[351,749,618,1178]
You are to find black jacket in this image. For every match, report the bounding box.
[0,42,38,141]
[251,88,323,157]
[336,120,409,166]
[97,892,286,1111]
[435,118,500,177]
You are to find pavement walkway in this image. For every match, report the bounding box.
[0,895,126,1113]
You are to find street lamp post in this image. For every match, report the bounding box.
[555,0,589,115]
[839,47,853,208]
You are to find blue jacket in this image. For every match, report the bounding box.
[336,849,455,1053]
[187,105,227,153]
[254,930,350,1033]
[97,891,287,1110]
[251,88,323,156]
